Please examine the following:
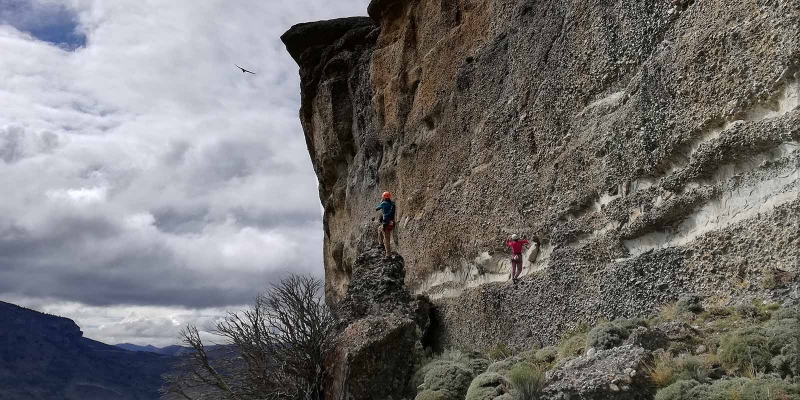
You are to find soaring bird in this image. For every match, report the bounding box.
[235,64,256,74]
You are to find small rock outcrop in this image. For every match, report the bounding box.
[324,248,432,400]
[542,345,653,400]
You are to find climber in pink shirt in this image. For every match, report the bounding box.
[506,234,530,284]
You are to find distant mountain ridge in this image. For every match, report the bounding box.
[116,343,192,356]
[0,300,175,400]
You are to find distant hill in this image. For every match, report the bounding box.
[116,343,192,357]
[0,300,175,400]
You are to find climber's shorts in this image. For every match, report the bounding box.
[511,253,523,265]
[382,219,396,233]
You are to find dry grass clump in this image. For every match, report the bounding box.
[486,342,513,361]
[508,363,546,400]
[646,352,710,388]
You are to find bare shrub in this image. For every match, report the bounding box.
[162,275,335,400]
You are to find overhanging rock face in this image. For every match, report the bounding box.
[284,0,800,348]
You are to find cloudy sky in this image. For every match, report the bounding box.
[0,0,367,347]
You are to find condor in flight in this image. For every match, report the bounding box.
[235,64,256,74]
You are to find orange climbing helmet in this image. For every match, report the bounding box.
[382,191,391,200]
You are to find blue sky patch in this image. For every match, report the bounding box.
[0,0,86,50]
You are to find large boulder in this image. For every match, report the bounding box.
[324,248,432,400]
[326,316,419,400]
[542,345,654,400]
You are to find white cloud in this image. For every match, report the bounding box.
[0,0,370,345]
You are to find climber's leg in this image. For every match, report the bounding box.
[509,257,521,282]
[382,219,395,257]
[514,261,523,280]
[383,229,392,256]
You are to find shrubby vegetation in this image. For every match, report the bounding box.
[487,342,513,361]
[656,377,800,400]
[557,323,589,358]
[650,303,800,399]
[646,353,711,388]
[411,301,800,400]
[162,275,335,400]
[508,363,545,400]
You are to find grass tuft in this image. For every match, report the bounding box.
[508,362,546,400]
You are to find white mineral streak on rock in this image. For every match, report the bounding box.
[415,243,554,299]
[624,160,799,258]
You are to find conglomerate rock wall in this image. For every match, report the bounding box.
[283,0,800,350]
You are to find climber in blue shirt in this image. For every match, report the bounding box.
[376,191,396,258]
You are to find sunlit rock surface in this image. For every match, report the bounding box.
[283,0,799,350]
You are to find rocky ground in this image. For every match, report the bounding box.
[413,295,800,400]
[321,250,800,400]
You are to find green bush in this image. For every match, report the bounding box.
[486,357,522,375]
[697,306,733,323]
[487,343,513,361]
[771,306,800,321]
[422,364,473,399]
[559,333,588,358]
[613,318,648,332]
[586,322,628,350]
[466,372,510,400]
[702,377,800,400]
[762,318,798,355]
[517,349,538,364]
[771,355,793,378]
[414,389,457,400]
[655,380,700,400]
[675,294,703,315]
[656,377,800,400]
[534,347,559,363]
[718,328,772,375]
[734,304,768,321]
[508,363,545,400]
[411,360,451,392]
[411,349,490,394]
[467,358,491,376]
[672,356,709,383]
[647,353,709,388]
[438,348,475,364]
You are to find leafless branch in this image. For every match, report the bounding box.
[162,275,335,400]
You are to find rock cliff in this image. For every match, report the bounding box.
[283,0,800,351]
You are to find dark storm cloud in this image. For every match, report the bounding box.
[153,206,321,235]
[0,210,310,308]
